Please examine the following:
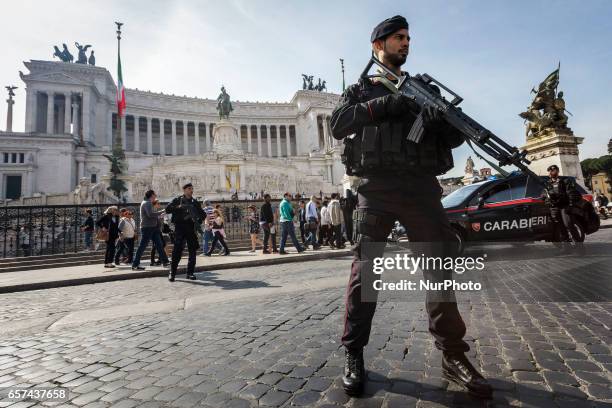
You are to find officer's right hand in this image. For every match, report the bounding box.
[384,94,419,117]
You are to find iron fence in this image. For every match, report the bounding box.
[0,199,291,258]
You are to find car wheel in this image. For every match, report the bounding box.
[571,220,586,243]
[451,227,466,255]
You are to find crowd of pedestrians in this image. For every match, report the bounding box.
[92,189,354,272]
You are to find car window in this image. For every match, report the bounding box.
[484,183,511,203]
[442,183,485,208]
[509,177,528,199]
[526,176,545,198]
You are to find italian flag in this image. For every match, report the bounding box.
[116,50,126,117]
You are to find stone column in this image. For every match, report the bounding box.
[286,125,292,156]
[46,92,54,134]
[205,123,211,152]
[134,116,140,152]
[195,122,200,154]
[160,119,166,156]
[71,101,80,138]
[219,166,225,192]
[25,88,35,132]
[146,117,153,154]
[276,126,282,157]
[5,96,14,132]
[183,121,189,155]
[107,110,112,146]
[82,91,91,143]
[63,93,71,134]
[78,161,85,180]
[120,113,127,150]
[266,125,272,157]
[256,126,261,156]
[171,120,177,155]
[322,115,329,151]
[247,125,252,153]
[239,166,246,193]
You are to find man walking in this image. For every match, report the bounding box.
[304,195,320,250]
[328,193,345,249]
[80,209,95,251]
[132,190,169,271]
[166,183,206,281]
[279,192,305,254]
[298,200,307,245]
[116,209,136,264]
[260,194,275,254]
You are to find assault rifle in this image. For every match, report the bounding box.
[360,56,541,182]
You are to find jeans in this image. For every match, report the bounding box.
[202,229,221,254]
[132,227,168,267]
[305,217,318,248]
[84,230,93,249]
[279,221,303,252]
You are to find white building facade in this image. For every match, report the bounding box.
[0,60,345,203]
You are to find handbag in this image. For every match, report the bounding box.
[95,228,109,242]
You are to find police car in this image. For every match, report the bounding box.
[442,172,600,251]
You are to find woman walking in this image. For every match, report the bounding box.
[97,206,120,268]
[205,209,230,256]
[247,205,262,253]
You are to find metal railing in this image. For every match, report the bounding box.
[0,199,288,259]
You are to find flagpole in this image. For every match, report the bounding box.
[115,21,123,154]
[339,58,345,92]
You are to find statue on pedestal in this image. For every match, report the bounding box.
[216,86,233,120]
[519,65,572,138]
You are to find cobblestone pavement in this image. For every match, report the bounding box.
[0,231,611,407]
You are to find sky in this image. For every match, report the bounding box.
[1,0,611,177]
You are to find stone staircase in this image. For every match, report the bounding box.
[0,237,260,273]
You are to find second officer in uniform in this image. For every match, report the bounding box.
[165,183,206,281]
[330,15,492,398]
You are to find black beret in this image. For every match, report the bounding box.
[547,165,559,171]
[371,15,409,42]
[182,182,193,189]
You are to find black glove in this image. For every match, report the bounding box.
[366,94,418,120]
[421,102,445,129]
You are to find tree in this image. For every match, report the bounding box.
[581,155,612,192]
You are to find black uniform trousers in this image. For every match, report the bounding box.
[342,174,469,354]
[549,206,580,242]
[171,224,199,274]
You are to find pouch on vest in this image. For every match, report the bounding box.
[341,137,354,175]
[361,126,379,170]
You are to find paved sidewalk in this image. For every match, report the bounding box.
[0,248,351,294]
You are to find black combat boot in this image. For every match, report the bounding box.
[342,348,365,396]
[168,270,176,282]
[186,272,196,280]
[442,352,493,399]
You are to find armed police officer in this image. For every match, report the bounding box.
[165,183,206,281]
[330,15,492,398]
[543,164,584,254]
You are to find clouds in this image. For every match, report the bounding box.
[0,0,610,178]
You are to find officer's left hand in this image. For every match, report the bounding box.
[421,102,445,128]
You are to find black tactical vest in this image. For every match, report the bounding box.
[341,78,455,177]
